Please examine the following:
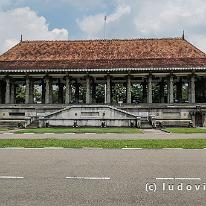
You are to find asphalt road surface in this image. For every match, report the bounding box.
[0,148,206,206]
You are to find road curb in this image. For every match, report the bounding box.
[0,147,205,150]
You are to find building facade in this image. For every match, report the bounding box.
[0,37,206,128]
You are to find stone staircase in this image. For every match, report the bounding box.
[140,117,153,129]
[38,105,141,128]
[25,116,39,128]
[27,119,39,128]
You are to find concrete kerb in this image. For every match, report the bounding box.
[0,147,205,150]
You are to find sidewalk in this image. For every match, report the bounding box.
[0,129,206,140]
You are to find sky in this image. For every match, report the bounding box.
[0,0,206,53]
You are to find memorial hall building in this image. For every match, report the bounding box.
[0,36,206,128]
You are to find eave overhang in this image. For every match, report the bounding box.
[0,67,205,73]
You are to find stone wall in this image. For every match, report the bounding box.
[0,104,205,128]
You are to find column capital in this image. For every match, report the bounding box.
[105,74,112,79]
[5,75,11,79]
[45,76,52,83]
[25,74,30,78]
[126,74,132,78]
[188,73,197,78]
[85,75,92,81]
[65,75,72,80]
[167,73,176,78]
[44,75,51,80]
[26,76,33,83]
[147,73,153,77]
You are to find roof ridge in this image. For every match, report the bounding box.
[21,37,182,43]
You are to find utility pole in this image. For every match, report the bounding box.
[182,30,185,40]
[104,16,107,39]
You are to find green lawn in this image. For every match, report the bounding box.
[0,139,206,149]
[15,127,141,134]
[0,128,9,132]
[164,128,206,134]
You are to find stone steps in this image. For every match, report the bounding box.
[140,118,153,129]
[26,120,39,128]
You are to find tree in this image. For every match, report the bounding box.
[15,85,41,103]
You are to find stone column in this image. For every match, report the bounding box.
[29,79,34,104]
[45,77,52,104]
[92,82,96,103]
[41,80,45,104]
[25,78,30,104]
[189,76,195,103]
[142,79,147,103]
[167,75,174,104]
[58,79,64,104]
[5,78,10,104]
[74,82,80,103]
[127,75,132,104]
[65,76,72,104]
[10,82,15,104]
[159,80,165,103]
[106,75,111,104]
[147,75,152,103]
[25,78,34,104]
[176,78,182,103]
[86,75,91,104]
[49,78,53,104]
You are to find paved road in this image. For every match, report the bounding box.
[0,149,206,205]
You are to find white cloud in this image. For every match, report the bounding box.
[1,0,206,53]
[77,14,105,38]
[108,4,131,23]
[77,4,131,39]
[130,0,206,51]
[0,7,68,53]
[77,0,206,52]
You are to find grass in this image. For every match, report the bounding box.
[0,128,9,132]
[15,127,141,134]
[0,139,206,149]
[164,128,206,134]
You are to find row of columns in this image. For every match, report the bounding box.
[3,74,196,104]
[104,74,196,104]
[5,79,17,104]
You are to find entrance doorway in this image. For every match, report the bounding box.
[195,112,203,127]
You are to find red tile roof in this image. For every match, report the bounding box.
[0,38,206,71]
